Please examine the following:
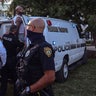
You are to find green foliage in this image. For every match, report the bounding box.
[87,15,96,33]
[10,0,96,35]
[53,59,96,96]
[11,0,96,18]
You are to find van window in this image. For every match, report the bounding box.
[48,26,68,33]
[48,26,58,32]
[76,25,83,38]
[58,27,68,32]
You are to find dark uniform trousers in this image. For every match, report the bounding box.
[0,56,17,96]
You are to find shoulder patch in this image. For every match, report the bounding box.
[44,47,52,57]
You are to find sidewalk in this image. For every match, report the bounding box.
[86,45,96,58]
[86,46,96,51]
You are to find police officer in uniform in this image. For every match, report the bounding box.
[0,25,24,96]
[18,18,55,96]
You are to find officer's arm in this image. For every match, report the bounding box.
[30,70,55,93]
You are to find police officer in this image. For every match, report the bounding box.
[19,18,55,96]
[0,25,24,96]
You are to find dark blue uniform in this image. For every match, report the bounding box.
[0,33,24,96]
[23,37,55,96]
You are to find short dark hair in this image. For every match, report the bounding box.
[9,25,17,33]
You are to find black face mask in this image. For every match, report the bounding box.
[27,30,44,43]
[18,12,24,15]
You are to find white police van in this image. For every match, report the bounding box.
[0,19,12,37]
[28,17,87,82]
[0,16,87,82]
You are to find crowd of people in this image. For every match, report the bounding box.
[0,5,55,96]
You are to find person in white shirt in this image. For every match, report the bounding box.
[0,39,6,69]
[12,5,25,42]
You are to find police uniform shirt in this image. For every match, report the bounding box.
[40,43,55,71]
[2,33,24,57]
[25,40,55,85]
[31,42,55,96]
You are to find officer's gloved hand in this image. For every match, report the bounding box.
[15,79,26,94]
[20,86,30,96]
[15,79,21,88]
[15,79,22,94]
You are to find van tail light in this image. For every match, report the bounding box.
[46,20,52,26]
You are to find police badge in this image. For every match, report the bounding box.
[44,47,52,57]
